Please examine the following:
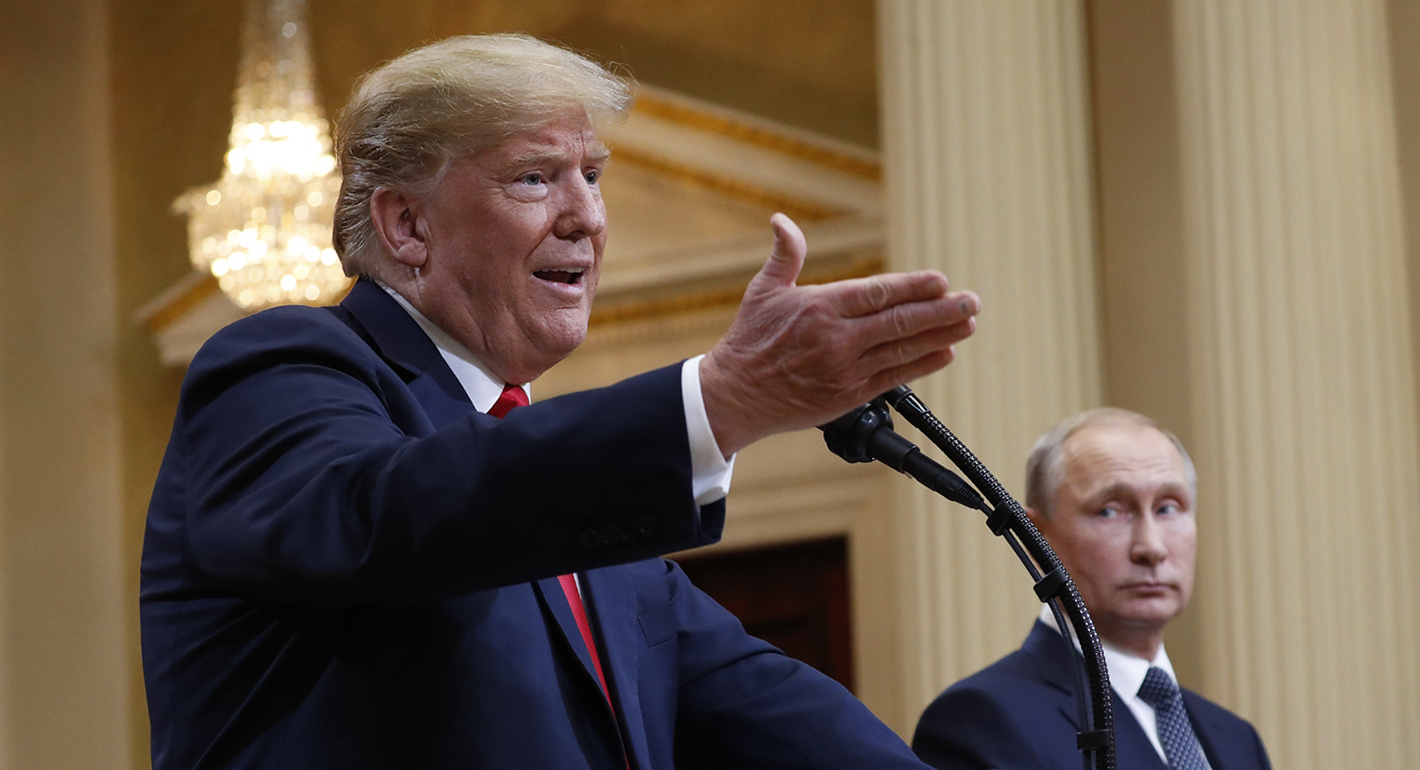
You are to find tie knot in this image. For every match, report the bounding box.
[1138,666,1183,710]
[488,383,528,419]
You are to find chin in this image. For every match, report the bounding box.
[531,326,589,365]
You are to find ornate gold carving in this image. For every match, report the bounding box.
[633,93,882,181]
[590,253,884,327]
[142,275,224,333]
[609,146,847,223]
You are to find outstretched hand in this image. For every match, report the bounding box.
[699,214,980,456]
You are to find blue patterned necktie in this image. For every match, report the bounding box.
[1137,666,1210,770]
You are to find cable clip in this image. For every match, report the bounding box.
[1076,729,1111,752]
[985,506,1013,536]
[1033,566,1068,602]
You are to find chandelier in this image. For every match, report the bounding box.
[173,0,349,311]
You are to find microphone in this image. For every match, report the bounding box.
[819,399,987,511]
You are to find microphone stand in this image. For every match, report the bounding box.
[820,389,1116,770]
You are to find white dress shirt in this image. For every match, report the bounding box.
[382,286,736,506]
[1039,606,1210,768]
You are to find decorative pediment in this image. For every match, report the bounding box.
[138,86,883,367]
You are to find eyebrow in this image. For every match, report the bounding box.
[1086,480,1192,506]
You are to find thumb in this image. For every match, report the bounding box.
[753,213,807,288]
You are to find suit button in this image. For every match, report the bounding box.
[619,521,640,543]
[581,530,602,549]
[600,523,620,545]
[638,515,656,537]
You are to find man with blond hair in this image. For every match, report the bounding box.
[912,409,1271,770]
[141,34,980,769]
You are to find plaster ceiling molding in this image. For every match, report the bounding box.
[139,85,884,367]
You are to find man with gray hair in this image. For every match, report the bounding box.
[912,408,1271,769]
[141,34,979,769]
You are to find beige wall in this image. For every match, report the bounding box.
[8,0,1420,767]
[876,0,1105,730]
[0,0,131,767]
[1089,0,1420,767]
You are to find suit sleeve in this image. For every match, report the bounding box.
[651,562,930,770]
[165,308,723,605]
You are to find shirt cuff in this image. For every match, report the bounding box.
[682,355,735,506]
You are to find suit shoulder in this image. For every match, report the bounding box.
[914,651,1075,770]
[916,648,1064,739]
[1181,690,1272,738]
[1181,687,1272,767]
[196,304,363,362]
[1181,686,1258,729]
[940,647,1053,696]
[184,305,380,388]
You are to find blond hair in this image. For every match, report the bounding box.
[332,34,633,280]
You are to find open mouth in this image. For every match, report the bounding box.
[533,269,584,285]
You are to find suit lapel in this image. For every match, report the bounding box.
[532,577,621,717]
[1021,620,1170,769]
[581,567,649,769]
[1182,690,1230,770]
[338,279,473,427]
[1020,620,1084,730]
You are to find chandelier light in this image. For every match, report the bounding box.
[173,0,349,311]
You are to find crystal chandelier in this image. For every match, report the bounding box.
[173,0,349,311]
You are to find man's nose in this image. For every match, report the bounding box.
[1130,514,1168,566]
[554,175,606,240]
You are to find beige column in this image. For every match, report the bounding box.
[1165,2,1420,767]
[876,0,1103,728]
[0,0,132,767]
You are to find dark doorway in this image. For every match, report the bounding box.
[675,537,854,693]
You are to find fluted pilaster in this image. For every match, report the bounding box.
[1171,1,1420,766]
[0,0,130,766]
[877,0,1102,724]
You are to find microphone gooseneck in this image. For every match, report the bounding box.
[821,387,1117,770]
[819,399,986,511]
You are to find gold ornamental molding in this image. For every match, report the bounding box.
[590,252,884,327]
[140,273,223,335]
[609,145,847,224]
[632,92,882,182]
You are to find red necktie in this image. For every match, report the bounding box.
[486,384,615,704]
[487,383,528,418]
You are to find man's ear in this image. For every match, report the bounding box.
[369,186,428,269]
[1025,505,1048,530]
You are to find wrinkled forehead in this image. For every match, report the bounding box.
[477,111,610,169]
[1059,423,1191,501]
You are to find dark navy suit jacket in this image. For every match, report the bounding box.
[141,280,929,770]
[912,621,1272,770]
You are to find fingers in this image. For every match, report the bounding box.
[751,213,809,289]
[859,318,974,374]
[832,271,952,318]
[847,290,980,353]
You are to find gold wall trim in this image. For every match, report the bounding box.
[590,254,884,327]
[142,274,223,333]
[633,92,882,181]
[609,145,848,223]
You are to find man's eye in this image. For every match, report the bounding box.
[1096,506,1120,519]
[584,170,600,184]
[519,173,544,186]
[1157,503,1179,515]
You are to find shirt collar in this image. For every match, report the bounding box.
[1037,604,1178,696]
[378,283,530,413]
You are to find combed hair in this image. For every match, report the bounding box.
[332,34,634,281]
[1024,408,1197,517]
